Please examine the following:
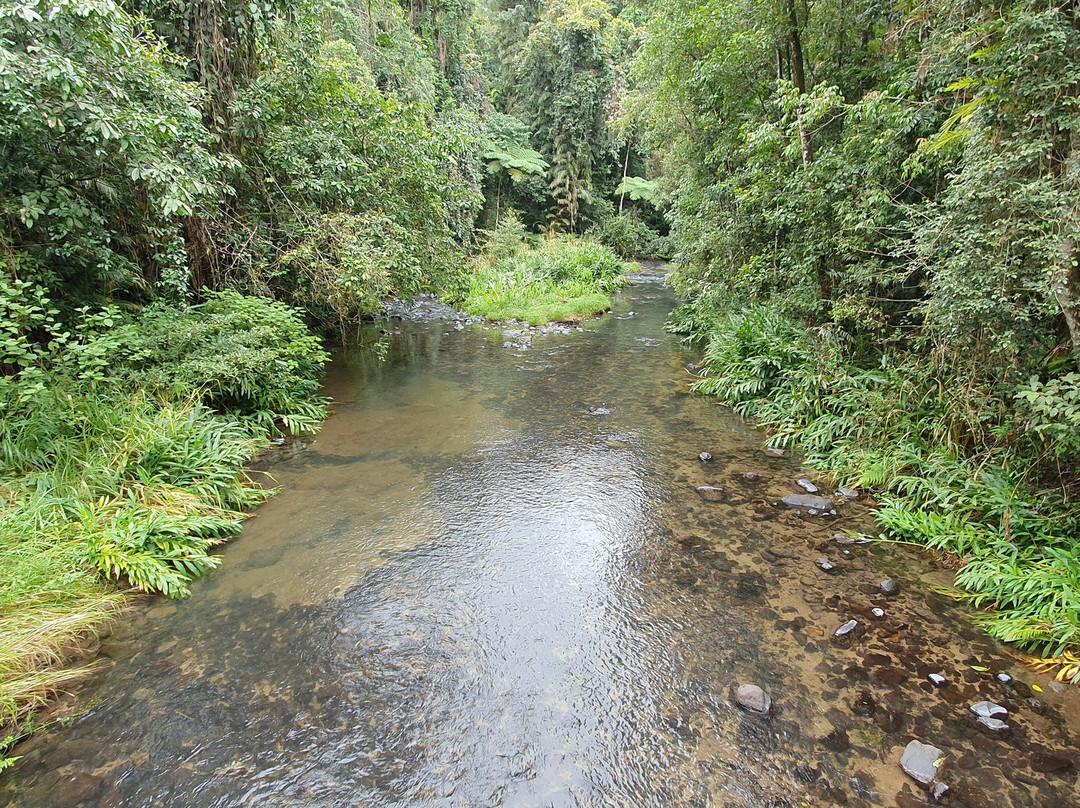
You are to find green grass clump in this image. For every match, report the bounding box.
[0,282,330,740]
[672,300,1080,680]
[453,236,629,325]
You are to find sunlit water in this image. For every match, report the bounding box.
[4,269,1078,808]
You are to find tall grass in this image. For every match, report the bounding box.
[452,235,630,324]
[673,300,1080,680]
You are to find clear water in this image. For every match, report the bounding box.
[4,270,1078,807]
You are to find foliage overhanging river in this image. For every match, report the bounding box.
[4,268,1079,808]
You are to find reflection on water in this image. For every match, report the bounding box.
[4,270,1079,808]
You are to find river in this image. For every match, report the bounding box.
[3,267,1077,807]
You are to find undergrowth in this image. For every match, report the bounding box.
[449,229,630,325]
[670,300,1080,681]
[0,281,329,742]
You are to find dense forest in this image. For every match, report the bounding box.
[1,0,1078,751]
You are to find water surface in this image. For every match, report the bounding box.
[4,269,1078,807]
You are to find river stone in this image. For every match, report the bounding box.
[928,673,947,686]
[970,700,1007,719]
[834,619,859,638]
[816,557,836,573]
[696,486,725,501]
[837,487,860,498]
[932,781,949,802]
[977,716,1010,732]
[781,493,831,511]
[871,607,886,618]
[900,740,945,786]
[1030,750,1076,773]
[880,578,901,597]
[764,447,786,457]
[744,471,760,481]
[822,728,850,751]
[53,772,104,807]
[797,478,819,493]
[699,451,713,462]
[996,673,1012,684]
[735,684,771,716]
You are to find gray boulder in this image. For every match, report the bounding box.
[900,740,945,786]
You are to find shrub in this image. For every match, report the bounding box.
[454,236,630,324]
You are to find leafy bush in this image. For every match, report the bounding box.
[453,236,629,324]
[588,212,667,259]
[0,286,329,599]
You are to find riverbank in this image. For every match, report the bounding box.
[0,291,329,760]
[670,299,1080,685]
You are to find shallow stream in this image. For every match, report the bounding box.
[3,268,1078,807]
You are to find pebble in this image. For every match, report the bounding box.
[735,684,771,716]
[928,673,947,686]
[744,471,760,481]
[796,478,819,493]
[996,673,1012,684]
[834,619,859,638]
[932,781,949,801]
[880,579,900,597]
[695,486,725,502]
[816,557,835,573]
[699,451,712,462]
[900,739,945,786]
[837,487,860,499]
[764,447,786,457]
[871,607,885,619]
[970,700,1007,718]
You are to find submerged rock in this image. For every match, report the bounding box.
[780,493,832,511]
[735,684,771,716]
[837,487,860,499]
[880,578,901,597]
[698,451,712,462]
[816,557,836,573]
[821,728,850,751]
[976,716,1010,733]
[696,486,725,501]
[970,700,1007,719]
[796,478,819,493]
[834,619,859,638]
[900,740,945,786]
[764,447,786,457]
[1029,750,1076,773]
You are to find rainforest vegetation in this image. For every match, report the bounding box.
[1,0,1078,758]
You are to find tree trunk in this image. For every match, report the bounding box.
[618,140,631,214]
[785,0,814,166]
